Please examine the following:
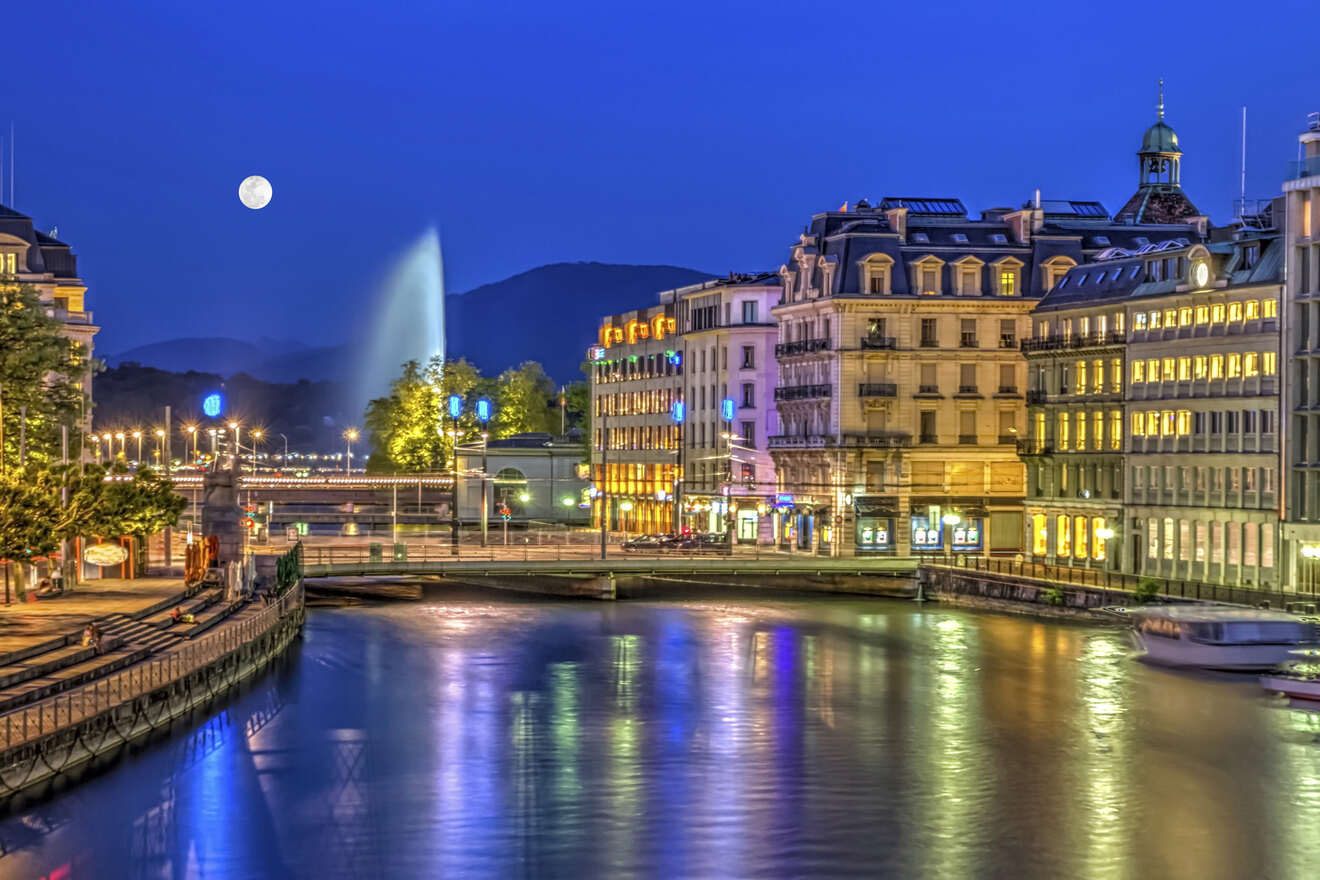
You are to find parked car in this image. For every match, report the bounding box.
[622,534,668,552]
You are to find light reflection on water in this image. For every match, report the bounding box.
[1,588,1319,879]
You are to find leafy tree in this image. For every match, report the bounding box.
[564,375,591,461]
[0,282,88,467]
[364,359,446,473]
[0,470,60,562]
[492,361,556,438]
[84,465,186,574]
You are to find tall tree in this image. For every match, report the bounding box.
[363,356,485,473]
[0,282,88,468]
[564,375,590,461]
[492,361,556,438]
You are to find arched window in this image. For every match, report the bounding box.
[494,467,529,514]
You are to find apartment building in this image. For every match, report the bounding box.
[670,274,780,542]
[588,302,683,535]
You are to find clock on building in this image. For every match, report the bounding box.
[1193,261,1209,288]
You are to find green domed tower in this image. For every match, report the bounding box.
[1116,79,1203,224]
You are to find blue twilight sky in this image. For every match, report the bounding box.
[2,0,1318,354]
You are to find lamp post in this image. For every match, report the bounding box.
[251,430,263,473]
[671,400,686,535]
[599,411,609,559]
[154,429,164,467]
[100,432,111,464]
[1096,526,1116,572]
[619,500,633,544]
[115,432,126,461]
[447,394,462,555]
[132,430,143,465]
[475,397,493,547]
[184,425,197,463]
[278,433,289,469]
[343,428,358,475]
[228,421,242,472]
[207,428,217,458]
[721,397,735,547]
[942,512,961,562]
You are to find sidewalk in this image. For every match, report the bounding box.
[0,578,189,658]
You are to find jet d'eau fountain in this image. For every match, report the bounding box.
[353,226,446,415]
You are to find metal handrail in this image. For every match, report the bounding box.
[0,583,304,753]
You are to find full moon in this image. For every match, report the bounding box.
[238,175,273,210]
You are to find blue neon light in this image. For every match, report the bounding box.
[475,398,492,423]
[202,392,224,418]
[721,398,735,421]
[448,394,463,419]
[671,401,685,424]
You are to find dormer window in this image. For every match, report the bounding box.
[952,233,969,244]
[990,233,1008,244]
[910,255,945,295]
[1041,255,1077,290]
[921,266,939,295]
[1093,235,1111,246]
[1242,243,1260,268]
[860,253,893,295]
[992,256,1023,296]
[911,232,930,243]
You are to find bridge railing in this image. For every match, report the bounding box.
[0,582,304,755]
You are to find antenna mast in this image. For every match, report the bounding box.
[1239,106,1247,220]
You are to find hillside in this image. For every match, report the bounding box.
[105,262,717,386]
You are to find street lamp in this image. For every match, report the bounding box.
[184,425,197,463]
[228,421,241,470]
[114,432,126,460]
[132,430,143,465]
[671,400,686,534]
[475,397,493,547]
[100,432,111,464]
[343,428,358,475]
[251,430,264,472]
[619,499,634,543]
[154,428,164,466]
[277,433,289,468]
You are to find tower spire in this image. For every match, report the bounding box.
[1157,77,1165,121]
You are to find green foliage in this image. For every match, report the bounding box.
[1042,587,1065,606]
[364,356,567,472]
[564,376,590,462]
[491,362,556,438]
[0,469,60,561]
[0,282,89,467]
[1133,577,1161,604]
[275,541,302,596]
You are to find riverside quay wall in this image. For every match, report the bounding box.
[0,583,305,805]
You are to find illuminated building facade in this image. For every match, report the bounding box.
[588,301,684,535]
[669,274,780,541]
[1282,115,1320,587]
[1023,103,1210,572]
[770,192,1141,557]
[0,204,97,444]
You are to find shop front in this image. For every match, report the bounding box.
[854,496,896,555]
[909,504,985,556]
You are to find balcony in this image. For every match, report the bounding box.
[959,335,979,348]
[954,385,981,398]
[999,335,1017,349]
[1025,389,1048,404]
[1289,155,1320,180]
[996,385,1019,396]
[958,434,977,445]
[858,383,898,398]
[768,432,911,450]
[919,434,938,445]
[860,335,897,350]
[1069,331,1126,348]
[774,383,832,401]
[919,338,939,348]
[915,384,941,396]
[997,434,1018,445]
[1017,439,1053,455]
[1021,337,1066,353]
[775,338,831,357]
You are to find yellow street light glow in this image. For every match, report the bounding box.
[154,429,164,438]
[115,432,125,440]
[518,491,531,503]
[132,431,142,439]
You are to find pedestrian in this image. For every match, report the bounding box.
[81,623,95,647]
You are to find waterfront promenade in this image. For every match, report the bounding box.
[0,579,190,657]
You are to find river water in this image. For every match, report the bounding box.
[3,586,1320,879]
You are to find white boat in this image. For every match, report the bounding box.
[1260,651,1320,700]
[1132,607,1318,670]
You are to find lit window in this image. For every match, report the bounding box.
[1193,356,1207,379]
[1245,300,1260,320]
[1149,310,1162,329]
[1032,515,1048,556]
[1111,358,1122,392]
[1093,517,1108,560]
[1227,353,1242,378]
[1058,412,1070,450]
[1177,357,1191,381]
[1132,360,1145,383]
[1135,312,1147,329]
[1108,411,1121,450]
[1176,410,1191,435]
[1210,355,1224,379]
[1077,413,1088,448]
[1,253,14,274]
[999,270,1017,296]
[1075,516,1088,559]
[1057,514,1072,557]
[1161,358,1175,381]
[1147,358,1159,380]
[1163,308,1177,327]
[1132,412,1145,436]
[1228,302,1243,322]
[1092,411,1103,450]
[1264,352,1277,375]
[1263,298,1277,318]
[1245,352,1259,377]
[1179,307,1193,326]
[1145,411,1159,435]
[1092,359,1104,392]
[1162,411,1176,435]
[1195,305,1208,324]
[1211,303,1225,323]
[1075,361,1087,395]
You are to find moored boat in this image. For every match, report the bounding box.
[1260,651,1320,700]
[1132,607,1318,670]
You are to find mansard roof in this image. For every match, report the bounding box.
[0,202,79,280]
